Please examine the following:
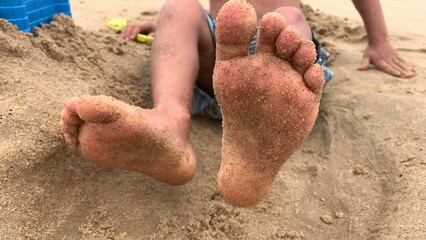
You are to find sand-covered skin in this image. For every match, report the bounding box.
[213,1,323,207]
[1,1,425,239]
[60,95,196,185]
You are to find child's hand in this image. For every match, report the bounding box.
[357,40,414,78]
[121,21,155,41]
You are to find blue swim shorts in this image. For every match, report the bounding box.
[191,11,334,120]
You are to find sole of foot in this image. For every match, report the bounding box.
[213,0,324,207]
[59,95,196,185]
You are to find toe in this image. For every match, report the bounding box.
[275,25,302,61]
[60,107,83,125]
[64,132,79,146]
[70,95,121,123]
[291,40,317,75]
[304,64,324,97]
[256,13,286,53]
[59,119,79,136]
[216,0,257,60]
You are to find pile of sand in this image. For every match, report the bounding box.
[0,4,425,239]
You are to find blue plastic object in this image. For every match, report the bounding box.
[0,0,71,32]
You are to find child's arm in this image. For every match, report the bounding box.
[352,0,414,77]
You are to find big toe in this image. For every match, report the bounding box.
[215,0,257,60]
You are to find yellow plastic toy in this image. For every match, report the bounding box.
[106,18,154,45]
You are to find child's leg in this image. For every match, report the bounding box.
[59,0,215,185]
[151,0,215,114]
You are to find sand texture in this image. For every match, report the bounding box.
[1,1,425,239]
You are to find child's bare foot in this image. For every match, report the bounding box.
[213,0,324,207]
[59,95,196,185]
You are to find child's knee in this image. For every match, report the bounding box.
[273,7,311,40]
[273,7,306,26]
[159,0,205,23]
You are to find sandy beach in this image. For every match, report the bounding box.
[0,0,425,239]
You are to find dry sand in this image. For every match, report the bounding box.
[1,0,425,239]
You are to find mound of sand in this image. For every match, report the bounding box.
[1,4,425,239]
